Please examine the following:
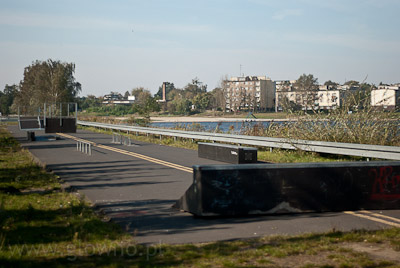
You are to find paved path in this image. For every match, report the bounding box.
[8,126,400,244]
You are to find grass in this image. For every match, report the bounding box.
[0,125,134,267]
[0,124,399,267]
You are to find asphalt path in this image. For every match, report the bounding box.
[7,126,400,245]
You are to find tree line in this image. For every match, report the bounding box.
[0,59,384,117]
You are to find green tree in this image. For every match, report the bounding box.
[294,74,319,111]
[0,84,18,115]
[295,74,319,91]
[133,89,160,117]
[124,91,130,99]
[209,87,225,111]
[344,80,360,86]
[192,93,211,112]
[183,77,207,99]
[324,80,339,90]
[77,95,102,110]
[175,98,192,115]
[131,87,147,100]
[14,59,81,110]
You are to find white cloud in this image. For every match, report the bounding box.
[272,9,303,20]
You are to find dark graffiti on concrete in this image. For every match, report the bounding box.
[370,166,400,200]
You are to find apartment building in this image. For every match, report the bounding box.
[371,84,400,111]
[275,80,319,111]
[224,76,275,112]
[275,81,366,111]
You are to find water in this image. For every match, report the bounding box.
[151,120,279,133]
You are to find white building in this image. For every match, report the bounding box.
[102,93,135,105]
[224,76,275,112]
[317,89,341,110]
[371,85,400,111]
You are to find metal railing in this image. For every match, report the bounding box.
[112,132,133,146]
[77,120,400,161]
[77,140,92,155]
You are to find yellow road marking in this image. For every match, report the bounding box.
[360,210,400,224]
[57,133,193,173]
[344,211,400,228]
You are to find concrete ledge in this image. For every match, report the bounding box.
[198,142,257,164]
[45,118,76,133]
[175,161,400,216]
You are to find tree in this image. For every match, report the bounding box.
[295,74,319,91]
[130,87,147,100]
[324,80,339,90]
[133,89,160,117]
[192,93,211,112]
[294,74,319,111]
[77,95,102,110]
[281,96,302,113]
[175,98,192,115]
[344,80,359,86]
[124,91,130,99]
[183,77,207,99]
[0,84,18,115]
[14,59,81,110]
[210,87,225,111]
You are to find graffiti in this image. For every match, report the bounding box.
[370,166,400,200]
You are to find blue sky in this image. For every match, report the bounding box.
[1,0,399,96]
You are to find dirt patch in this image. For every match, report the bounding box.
[344,242,400,263]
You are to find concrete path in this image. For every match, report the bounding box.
[8,126,400,244]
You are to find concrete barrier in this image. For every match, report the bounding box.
[45,118,76,133]
[198,142,257,164]
[174,161,400,216]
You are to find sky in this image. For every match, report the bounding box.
[1,0,399,96]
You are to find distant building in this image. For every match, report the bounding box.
[371,85,400,111]
[224,76,275,112]
[275,80,319,111]
[102,93,135,105]
[317,89,341,110]
[275,80,295,112]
